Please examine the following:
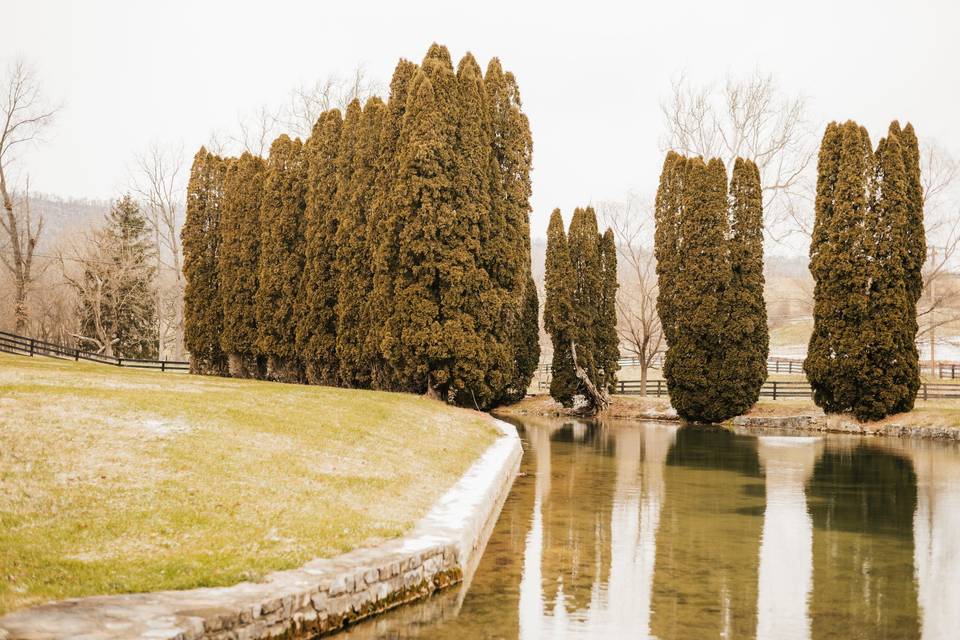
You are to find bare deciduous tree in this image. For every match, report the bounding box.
[0,59,58,332]
[661,70,815,241]
[600,198,664,395]
[917,141,960,372]
[131,142,186,358]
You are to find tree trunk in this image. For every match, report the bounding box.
[570,340,611,414]
[640,362,648,397]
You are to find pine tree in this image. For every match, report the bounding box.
[544,208,578,405]
[724,158,768,413]
[182,147,228,374]
[368,60,417,390]
[77,195,157,359]
[256,134,307,382]
[296,109,342,385]
[597,227,620,391]
[336,97,385,388]
[219,151,265,378]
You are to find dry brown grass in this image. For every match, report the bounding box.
[0,353,497,615]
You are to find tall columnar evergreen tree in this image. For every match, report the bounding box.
[483,57,536,404]
[544,208,578,405]
[182,147,228,374]
[296,109,342,385]
[597,227,620,391]
[387,65,449,396]
[568,207,602,382]
[656,154,764,422]
[654,152,685,350]
[218,152,265,378]
[256,134,307,382]
[448,51,501,407]
[368,59,417,390]
[724,158,768,413]
[336,97,385,388]
[806,120,922,421]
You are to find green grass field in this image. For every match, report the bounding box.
[0,353,497,615]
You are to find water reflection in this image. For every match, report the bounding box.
[343,419,960,639]
[756,436,822,640]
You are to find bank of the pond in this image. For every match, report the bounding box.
[0,353,520,638]
[500,394,960,441]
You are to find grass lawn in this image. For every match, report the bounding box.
[0,353,497,615]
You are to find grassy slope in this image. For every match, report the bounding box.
[0,353,497,615]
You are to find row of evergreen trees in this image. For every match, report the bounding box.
[805,121,924,421]
[543,206,619,411]
[182,44,540,409]
[654,153,768,423]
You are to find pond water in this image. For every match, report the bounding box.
[344,417,960,639]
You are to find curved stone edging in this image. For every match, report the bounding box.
[0,419,522,640]
[732,414,960,440]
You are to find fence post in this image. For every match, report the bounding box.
[772,381,778,400]
[953,364,956,380]
[161,360,166,372]
[923,383,928,402]
[75,348,79,361]
[29,338,35,357]
[619,380,624,394]
[117,358,122,367]
[775,360,779,373]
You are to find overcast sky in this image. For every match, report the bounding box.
[4,0,958,249]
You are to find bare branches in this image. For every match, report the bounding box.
[283,66,381,139]
[660,70,815,242]
[599,197,664,393]
[1,61,58,332]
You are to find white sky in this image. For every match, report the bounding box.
[4,0,959,250]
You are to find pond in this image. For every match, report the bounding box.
[344,416,960,639]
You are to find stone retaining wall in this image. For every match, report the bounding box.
[0,420,522,640]
[732,414,960,440]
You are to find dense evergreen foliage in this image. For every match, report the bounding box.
[256,135,307,382]
[544,207,619,410]
[182,147,227,374]
[181,44,538,409]
[218,152,265,378]
[654,153,768,422]
[806,120,924,420]
[296,109,342,386]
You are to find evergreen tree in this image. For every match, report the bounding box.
[256,134,307,382]
[218,152,265,378]
[182,147,228,374]
[484,58,536,403]
[724,158,768,413]
[567,207,602,385]
[658,157,737,422]
[654,152,685,350]
[507,275,540,401]
[448,51,501,408]
[597,227,620,391]
[78,194,157,359]
[544,208,578,405]
[368,59,417,390]
[296,110,342,385]
[336,97,385,388]
[387,67,447,395]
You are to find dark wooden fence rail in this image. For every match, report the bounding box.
[0,330,189,372]
[538,355,960,379]
[616,379,960,400]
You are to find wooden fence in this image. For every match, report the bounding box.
[615,379,960,400]
[0,330,189,372]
